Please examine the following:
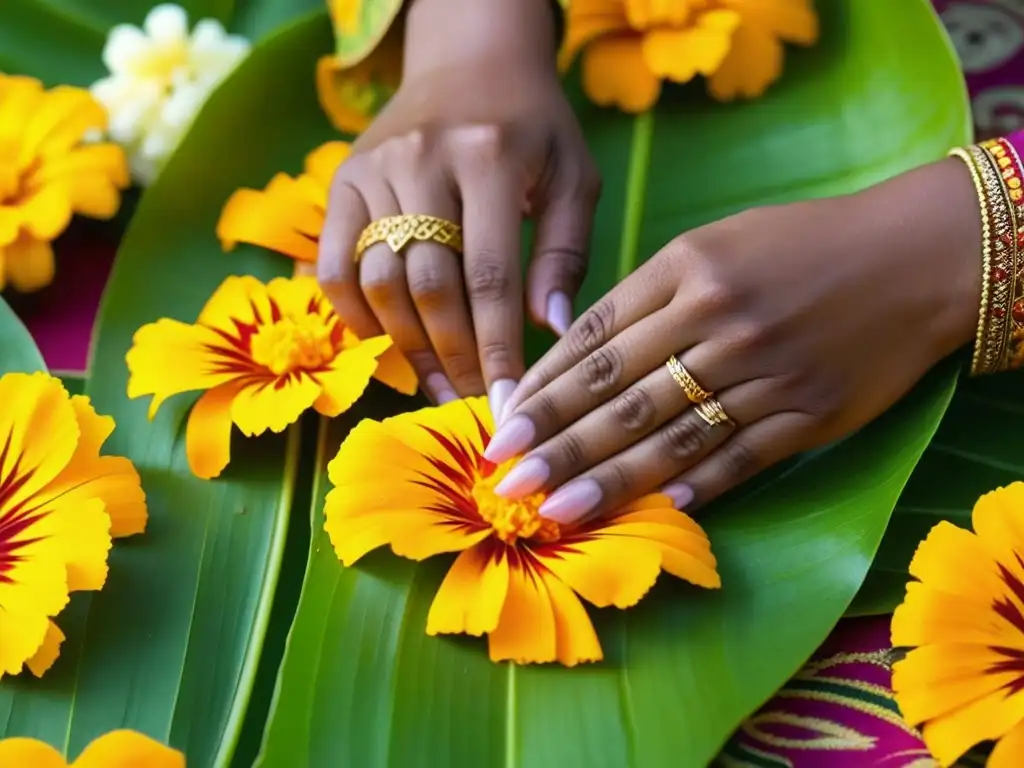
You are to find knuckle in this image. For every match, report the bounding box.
[555,431,587,468]
[532,391,562,430]
[661,416,710,462]
[600,461,633,497]
[568,301,614,358]
[404,348,439,372]
[360,268,403,305]
[381,129,429,169]
[407,264,453,307]
[610,386,657,432]
[450,123,506,165]
[688,277,741,320]
[466,259,510,302]
[439,350,482,386]
[718,438,761,480]
[731,319,774,355]
[577,346,623,395]
[548,248,589,287]
[478,340,514,371]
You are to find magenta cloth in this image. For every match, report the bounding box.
[10,2,1023,766]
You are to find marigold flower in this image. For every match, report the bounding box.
[89,3,250,185]
[0,75,128,293]
[216,142,418,396]
[127,275,397,479]
[0,372,146,680]
[0,729,182,767]
[891,482,1024,767]
[560,0,818,112]
[324,397,720,666]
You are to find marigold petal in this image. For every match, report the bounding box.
[600,520,720,588]
[920,686,1024,767]
[972,483,1024,585]
[126,318,239,418]
[718,0,818,43]
[0,556,68,677]
[0,738,65,768]
[381,397,493,463]
[5,234,55,293]
[893,644,1022,725]
[316,55,373,135]
[19,86,107,162]
[314,336,391,417]
[72,730,184,768]
[186,381,246,480]
[17,185,71,242]
[0,77,45,149]
[642,10,740,82]
[304,141,350,189]
[989,718,1024,768]
[26,144,129,219]
[537,536,662,609]
[427,543,509,636]
[905,521,1005,600]
[707,22,782,101]
[0,372,79,511]
[371,347,419,395]
[488,552,558,664]
[231,376,320,437]
[891,582,1020,649]
[538,565,603,666]
[216,178,321,261]
[0,208,19,247]
[195,274,270,333]
[49,497,111,593]
[582,36,661,113]
[559,3,629,71]
[25,620,65,678]
[326,506,489,564]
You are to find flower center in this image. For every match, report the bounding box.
[134,42,192,87]
[250,315,337,376]
[472,463,560,545]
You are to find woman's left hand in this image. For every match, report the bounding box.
[481,159,982,524]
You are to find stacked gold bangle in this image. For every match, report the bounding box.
[950,140,1024,375]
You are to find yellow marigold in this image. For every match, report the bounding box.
[0,74,129,293]
[892,482,1024,767]
[325,397,720,666]
[215,141,417,396]
[0,729,182,767]
[127,275,397,480]
[0,372,146,680]
[560,0,818,112]
[316,37,402,136]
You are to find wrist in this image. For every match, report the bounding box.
[403,0,559,80]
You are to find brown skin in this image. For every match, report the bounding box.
[318,0,983,521]
[318,0,599,411]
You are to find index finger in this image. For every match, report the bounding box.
[451,128,527,420]
[500,253,677,421]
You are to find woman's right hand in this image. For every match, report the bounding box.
[317,0,601,420]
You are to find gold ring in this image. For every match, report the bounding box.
[695,397,731,427]
[354,214,463,261]
[666,355,711,403]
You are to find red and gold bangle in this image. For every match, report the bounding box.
[979,137,1024,371]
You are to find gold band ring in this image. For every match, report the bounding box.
[666,355,711,403]
[695,397,731,427]
[354,214,463,262]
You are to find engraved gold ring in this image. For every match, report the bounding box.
[354,214,463,261]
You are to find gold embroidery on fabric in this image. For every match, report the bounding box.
[717,743,795,768]
[773,688,918,739]
[739,711,875,751]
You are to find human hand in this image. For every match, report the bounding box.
[480,159,983,524]
[317,0,600,418]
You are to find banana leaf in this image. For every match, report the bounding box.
[0,14,338,766]
[0,296,46,375]
[1,0,323,86]
[253,2,970,766]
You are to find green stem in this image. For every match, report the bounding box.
[617,111,655,280]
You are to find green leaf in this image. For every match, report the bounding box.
[0,13,336,766]
[855,370,1024,616]
[1,0,323,86]
[259,2,970,766]
[0,295,46,375]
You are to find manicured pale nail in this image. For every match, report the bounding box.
[539,479,602,524]
[494,456,550,498]
[662,483,695,509]
[488,378,518,424]
[483,414,536,463]
[425,373,457,404]
[546,291,573,336]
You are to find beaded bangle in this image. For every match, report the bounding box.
[980,137,1024,371]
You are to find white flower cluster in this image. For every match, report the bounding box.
[90,4,250,185]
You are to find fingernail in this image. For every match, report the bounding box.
[546,291,573,336]
[488,378,518,424]
[425,373,458,404]
[483,414,536,464]
[662,483,695,510]
[539,478,602,524]
[494,456,550,498]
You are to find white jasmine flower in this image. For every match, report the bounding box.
[90,4,250,185]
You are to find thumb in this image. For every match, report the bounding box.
[526,172,599,336]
